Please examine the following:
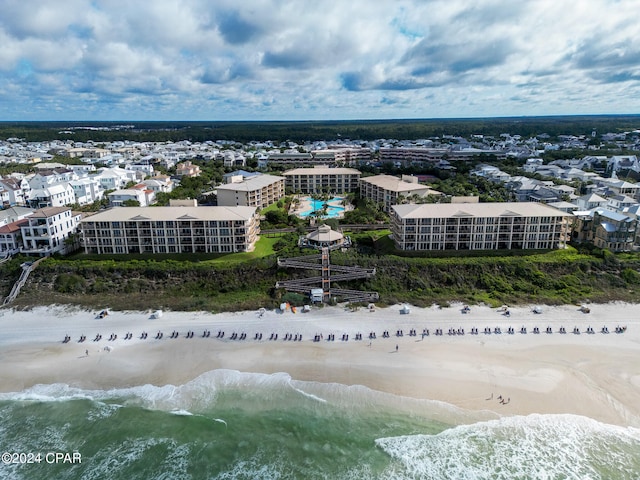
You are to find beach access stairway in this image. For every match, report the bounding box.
[2,259,42,306]
[276,249,379,302]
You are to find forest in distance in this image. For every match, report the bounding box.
[1,115,640,143]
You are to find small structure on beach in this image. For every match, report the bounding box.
[299,224,351,250]
[276,225,378,304]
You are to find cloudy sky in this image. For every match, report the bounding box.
[1,0,639,121]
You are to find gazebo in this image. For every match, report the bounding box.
[299,224,351,250]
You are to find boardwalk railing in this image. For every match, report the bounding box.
[2,258,43,306]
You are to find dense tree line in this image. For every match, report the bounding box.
[1,115,639,144]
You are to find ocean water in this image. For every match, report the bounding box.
[1,370,639,480]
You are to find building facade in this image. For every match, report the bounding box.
[81,206,260,254]
[359,174,441,212]
[216,174,285,209]
[282,167,361,194]
[572,208,637,252]
[20,207,82,256]
[391,202,570,251]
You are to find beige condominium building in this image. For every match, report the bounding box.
[282,166,361,194]
[216,173,285,209]
[81,206,259,254]
[391,202,570,251]
[359,174,442,212]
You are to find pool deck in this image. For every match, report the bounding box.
[290,195,351,219]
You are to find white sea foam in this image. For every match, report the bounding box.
[81,438,192,480]
[376,414,640,480]
[170,409,194,416]
[213,418,228,428]
[0,369,488,425]
[288,381,328,403]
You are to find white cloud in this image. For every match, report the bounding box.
[0,0,639,120]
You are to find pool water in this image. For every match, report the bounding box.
[298,197,345,218]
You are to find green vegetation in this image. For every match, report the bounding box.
[3,238,640,312]
[2,115,639,144]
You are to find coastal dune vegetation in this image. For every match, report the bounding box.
[2,234,640,311]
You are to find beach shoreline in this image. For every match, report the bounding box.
[1,302,639,427]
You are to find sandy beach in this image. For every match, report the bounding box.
[1,302,639,427]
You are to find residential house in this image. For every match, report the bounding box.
[20,206,82,256]
[607,194,638,212]
[108,185,155,207]
[29,168,76,189]
[0,206,35,227]
[27,183,76,208]
[572,208,637,252]
[576,193,608,210]
[0,219,28,256]
[70,177,104,206]
[222,151,246,168]
[597,178,640,200]
[176,161,202,177]
[94,167,135,191]
[141,175,174,194]
[0,177,30,206]
[126,163,154,177]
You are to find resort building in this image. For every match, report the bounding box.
[20,206,82,256]
[216,173,285,209]
[379,147,506,166]
[379,147,449,165]
[359,174,442,212]
[323,146,372,166]
[282,166,361,194]
[391,202,570,251]
[80,206,260,254]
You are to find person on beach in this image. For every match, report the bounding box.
[85,349,88,356]
[395,344,398,352]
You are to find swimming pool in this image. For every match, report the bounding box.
[298,196,345,219]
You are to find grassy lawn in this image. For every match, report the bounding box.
[211,235,278,263]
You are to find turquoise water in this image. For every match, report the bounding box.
[299,197,345,219]
[1,370,640,479]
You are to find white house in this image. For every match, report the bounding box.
[28,183,76,208]
[94,167,135,191]
[126,163,155,176]
[20,206,82,256]
[0,206,35,227]
[70,177,104,206]
[28,168,77,189]
[141,175,174,194]
[108,187,154,207]
[0,219,28,256]
[576,193,608,210]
